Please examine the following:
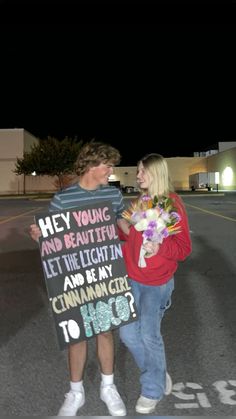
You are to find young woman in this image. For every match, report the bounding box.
[120,153,192,414]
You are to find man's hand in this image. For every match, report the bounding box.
[29,224,41,242]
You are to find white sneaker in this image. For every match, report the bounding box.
[164,372,172,395]
[100,384,126,416]
[135,395,159,414]
[57,389,85,416]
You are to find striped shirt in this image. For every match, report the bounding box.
[49,183,125,219]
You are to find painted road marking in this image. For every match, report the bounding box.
[185,203,236,222]
[172,380,236,409]
[0,208,43,225]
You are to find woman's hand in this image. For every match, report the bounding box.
[143,241,160,258]
[29,224,42,242]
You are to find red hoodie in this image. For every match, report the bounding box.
[122,193,192,286]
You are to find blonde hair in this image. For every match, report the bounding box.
[139,153,174,198]
[75,141,121,176]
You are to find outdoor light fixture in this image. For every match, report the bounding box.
[215,171,220,192]
[222,166,233,186]
[215,172,220,185]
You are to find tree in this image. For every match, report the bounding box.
[14,136,83,190]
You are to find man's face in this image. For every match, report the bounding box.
[91,162,114,185]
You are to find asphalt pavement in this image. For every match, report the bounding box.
[0,192,236,416]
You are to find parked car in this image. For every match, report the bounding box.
[124,186,134,193]
[123,186,139,194]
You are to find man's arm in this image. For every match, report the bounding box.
[117,218,130,236]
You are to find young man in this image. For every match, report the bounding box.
[30,141,129,416]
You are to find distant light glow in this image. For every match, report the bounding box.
[31,171,37,176]
[222,166,233,186]
[215,172,220,184]
[108,174,117,181]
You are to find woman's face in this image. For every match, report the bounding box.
[136,162,150,189]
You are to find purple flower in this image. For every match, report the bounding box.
[142,195,152,202]
[143,229,155,239]
[148,220,157,228]
[171,211,181,222]
[160,211,170,222]
[151,231,164,244]
[162,227,169,238]
[131,212,142,223]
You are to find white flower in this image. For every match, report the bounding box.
[145,208,159,220]
[135,208,165,233]
[135,218,149,231]
[154,217,166,231]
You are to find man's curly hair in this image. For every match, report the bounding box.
[75,141,121,176]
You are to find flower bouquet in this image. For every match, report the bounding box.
[122,195,181,267]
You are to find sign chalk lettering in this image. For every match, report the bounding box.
[35,201,138,350]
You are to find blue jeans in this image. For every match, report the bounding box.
[119,278,174,400]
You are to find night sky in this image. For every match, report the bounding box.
[1,6,236,165]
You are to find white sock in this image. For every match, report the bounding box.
[101,373,114,387]
[70,380,83,392]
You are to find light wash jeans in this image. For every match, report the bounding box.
[119,278,174,400]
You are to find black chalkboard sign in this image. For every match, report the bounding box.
[35,201,137,350]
